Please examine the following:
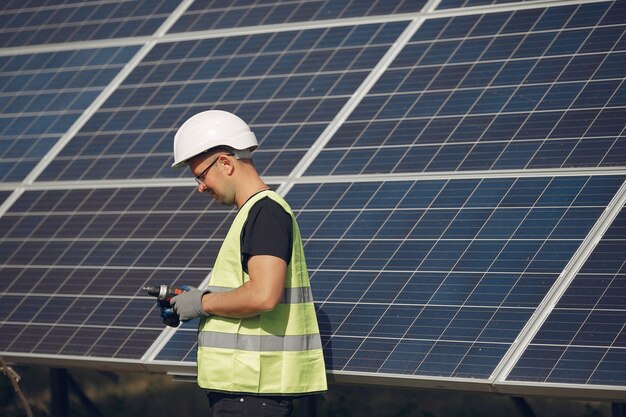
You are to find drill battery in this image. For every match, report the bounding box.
[143,285,186,327]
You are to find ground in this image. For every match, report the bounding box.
[0,366,611,417]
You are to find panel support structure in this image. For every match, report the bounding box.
[511,397,538,417]
[50,368,69,417]
[614,403,626,417]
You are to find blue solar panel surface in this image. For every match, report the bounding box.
[0,0,625,398]
[308,2,626,175]
[508,205,626,385]
[0,191,10,204]
[0,0,177,48]
[0,185,233,359]
[169,0,427,33]
[437,0,533,9]
[44,22,408,180]
[157,175,625,379]
[0,46,139,181]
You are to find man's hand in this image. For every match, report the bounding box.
[158,299,180,327]
[171,286,211,322]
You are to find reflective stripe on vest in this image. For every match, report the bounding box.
[196,190,327,395]
[199,331,323,352]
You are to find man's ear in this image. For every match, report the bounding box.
[218,154,235,175]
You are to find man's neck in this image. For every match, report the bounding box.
[238,187,271,210]
[235,177,269,209]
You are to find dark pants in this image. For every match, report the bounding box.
[207,392,293,417]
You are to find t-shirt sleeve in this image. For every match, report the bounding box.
[241,197,293,274]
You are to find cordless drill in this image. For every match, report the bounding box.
[143,285,187,327]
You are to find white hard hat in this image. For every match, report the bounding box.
[171,110,258,168]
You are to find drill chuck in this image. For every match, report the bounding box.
[143,285,185,301]
[143,285,162,297]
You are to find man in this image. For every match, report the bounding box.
[168,110,327,417]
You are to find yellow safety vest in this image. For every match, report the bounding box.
[197,190,327,395]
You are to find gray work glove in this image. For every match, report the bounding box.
[170,286,211,322]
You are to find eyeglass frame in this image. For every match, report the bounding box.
[194,152,233,185]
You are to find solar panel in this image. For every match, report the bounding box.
[168,0,427,33]
[437,0,533,10]
[307,2,626,176]
[507,204,626,386]
[44,22,409,181]
[154,175,625,381]
[1,0,625,401]
[0,46,139,181]
[0,185,232,360]
[0,1,178,48]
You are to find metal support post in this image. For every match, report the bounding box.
[50,368,69,417]
[511,397,538,417]
[614,403,626,417]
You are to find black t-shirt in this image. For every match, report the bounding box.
[240,196,293,274]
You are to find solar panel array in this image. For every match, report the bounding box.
[1,0,625,400]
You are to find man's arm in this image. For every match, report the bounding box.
[172,198,292,322]
[201,254,287,318]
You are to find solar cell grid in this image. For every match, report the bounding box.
[169,0,427,33]
[508,204,626,386]
[437,0,532,9]
[307,2,626,176]
[45,22,408,181]
[0,0,177,48]
[156,175,626,380]
[0,46,139,182]
[0,0,85,11]
[0,185,239,359]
